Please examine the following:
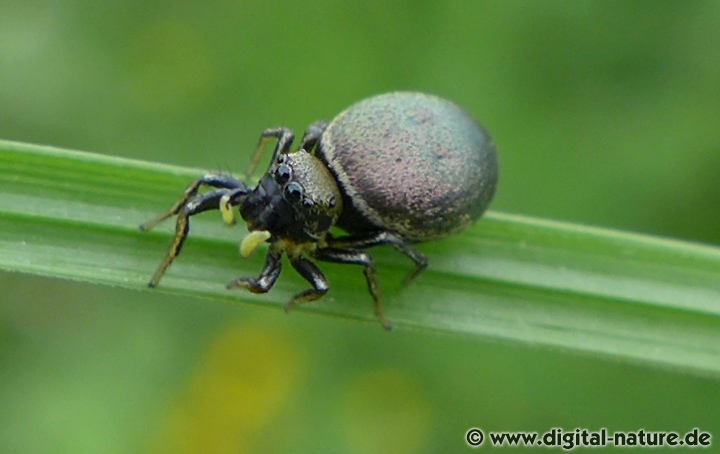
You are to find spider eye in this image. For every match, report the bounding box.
[302,198,314,208]
[284,182,303,202]
[275,164,292,184]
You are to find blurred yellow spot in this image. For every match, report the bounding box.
[240,230,271,258]
[146,323,305,454]
[341,369,432,454]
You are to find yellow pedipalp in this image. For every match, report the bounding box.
[220,194,236,225]
[240,230,271,257]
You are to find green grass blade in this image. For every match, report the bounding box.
[1,139,719,376]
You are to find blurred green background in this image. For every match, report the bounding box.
[2,1,720,452]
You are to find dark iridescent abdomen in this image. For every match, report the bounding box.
[318,92,498,241]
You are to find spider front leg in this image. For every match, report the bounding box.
[139,173,248,231]
[284,257,329,312]
[226,249,282,293]
[141,174,249,287]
